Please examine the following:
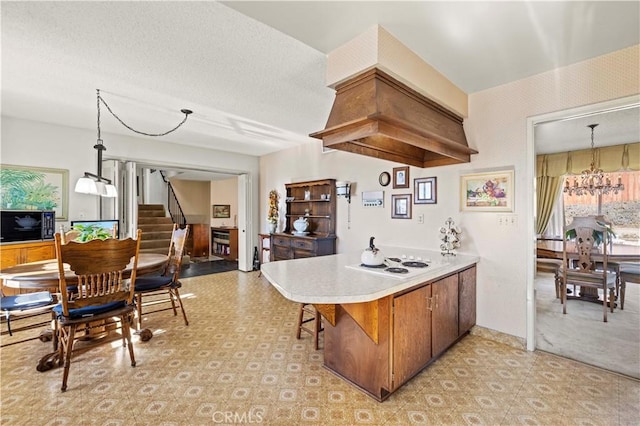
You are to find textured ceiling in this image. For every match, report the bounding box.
[1,1,639,168]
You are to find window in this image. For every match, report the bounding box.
[562,170,639,245]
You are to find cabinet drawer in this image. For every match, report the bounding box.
[293,249,314,259]
[292,239,315,251]
[272,245,292,260]
[272,236,291,247]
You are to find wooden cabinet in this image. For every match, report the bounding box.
[431,274,459,356]
[271,234,336,260]
[393,285,432,386]
[323,265,477,401]
[0,241,55,269]
[271,178,337,261]
[211,227,238,261]
[189,224,210,258]
[458,266,477,335]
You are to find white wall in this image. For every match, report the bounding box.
[210,177,239,228]
[1,116,260,250]
[259,45,640,340]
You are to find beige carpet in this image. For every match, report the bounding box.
[536,272,640,379]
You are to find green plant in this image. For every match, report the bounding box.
[72,224,112,242]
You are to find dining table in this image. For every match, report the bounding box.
[0,253,168,292]
[0,253,168,370]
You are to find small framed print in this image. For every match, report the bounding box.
[414,177,437,204]
[393,166,409,189]
[391,194,411,219]
[212,204,231,218]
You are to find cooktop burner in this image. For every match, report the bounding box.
[387,257,402,263]
[402,261,429,268]
[360,263,386,269]
[385,267,409,274]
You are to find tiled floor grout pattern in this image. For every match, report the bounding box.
[1,270,638,425]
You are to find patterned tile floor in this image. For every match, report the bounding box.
[1,271,639,425]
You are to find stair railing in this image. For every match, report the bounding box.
[159,170,187,226]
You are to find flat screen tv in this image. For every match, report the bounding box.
[70,219,119,239]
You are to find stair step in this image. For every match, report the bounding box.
[140,239,171,250]
[138,217,174,225]
[138,204,165,211]
[140,230,174,240]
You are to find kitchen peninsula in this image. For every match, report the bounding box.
[261,247,479,401]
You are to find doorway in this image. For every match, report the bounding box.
[527,95,640,377]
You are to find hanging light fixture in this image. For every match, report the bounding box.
[75,89,192,197]
[563,124,624,196]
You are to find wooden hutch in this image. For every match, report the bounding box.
[271,179,336,261]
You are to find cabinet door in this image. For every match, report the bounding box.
[393,285,432,388]
[24,244,55,263]
[458,266,476,335]
[431,274,459,356]
[0,246,22,269]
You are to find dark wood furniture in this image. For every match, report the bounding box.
[189,224,210,258]
[258,233,271,265]
[322,265,476,401]
[53,230,142,391]
[271,179,336,261]
[561,217,616,322]
[134,224,189,330]
[211,227,238,261]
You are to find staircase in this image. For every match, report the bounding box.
[138,204,174,255]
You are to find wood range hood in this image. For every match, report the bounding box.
[310,68,477,168]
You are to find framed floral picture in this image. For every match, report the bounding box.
[460,169,514,212]
[0,164,69,219]
[391,194,412,219]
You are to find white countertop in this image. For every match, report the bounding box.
[260,246,479,304]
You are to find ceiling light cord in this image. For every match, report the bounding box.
[97,89,192,137]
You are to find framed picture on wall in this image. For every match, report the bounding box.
[0,164,69,219]
[212,204,231,218]
[393,166,410,189]
[414,177,437,204]
[391,194,411,219]
[460,169,514,212]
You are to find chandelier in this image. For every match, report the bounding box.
[75,89,192,197]
[563,124,624,196]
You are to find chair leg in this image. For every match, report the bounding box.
[136,293,143,331]
[609,288,615,313]
[61,324,77,392]
[168,289,178,317]
[172,288,189,326]
[295,304,304,340]
[121,313,136,367]
[602,287,608,323]
[5,312,12,336]
[620,279,626,310]
[561,279,567,315]
[554,271,560,299]
[313,311,323,351]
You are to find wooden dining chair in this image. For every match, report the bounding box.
[53,230,142,391]
[133,224,189,330]
[561,216,616,322]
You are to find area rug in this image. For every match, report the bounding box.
[180,260,238,278]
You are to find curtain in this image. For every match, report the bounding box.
[536,155,562,235]
[536,143,640,178]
